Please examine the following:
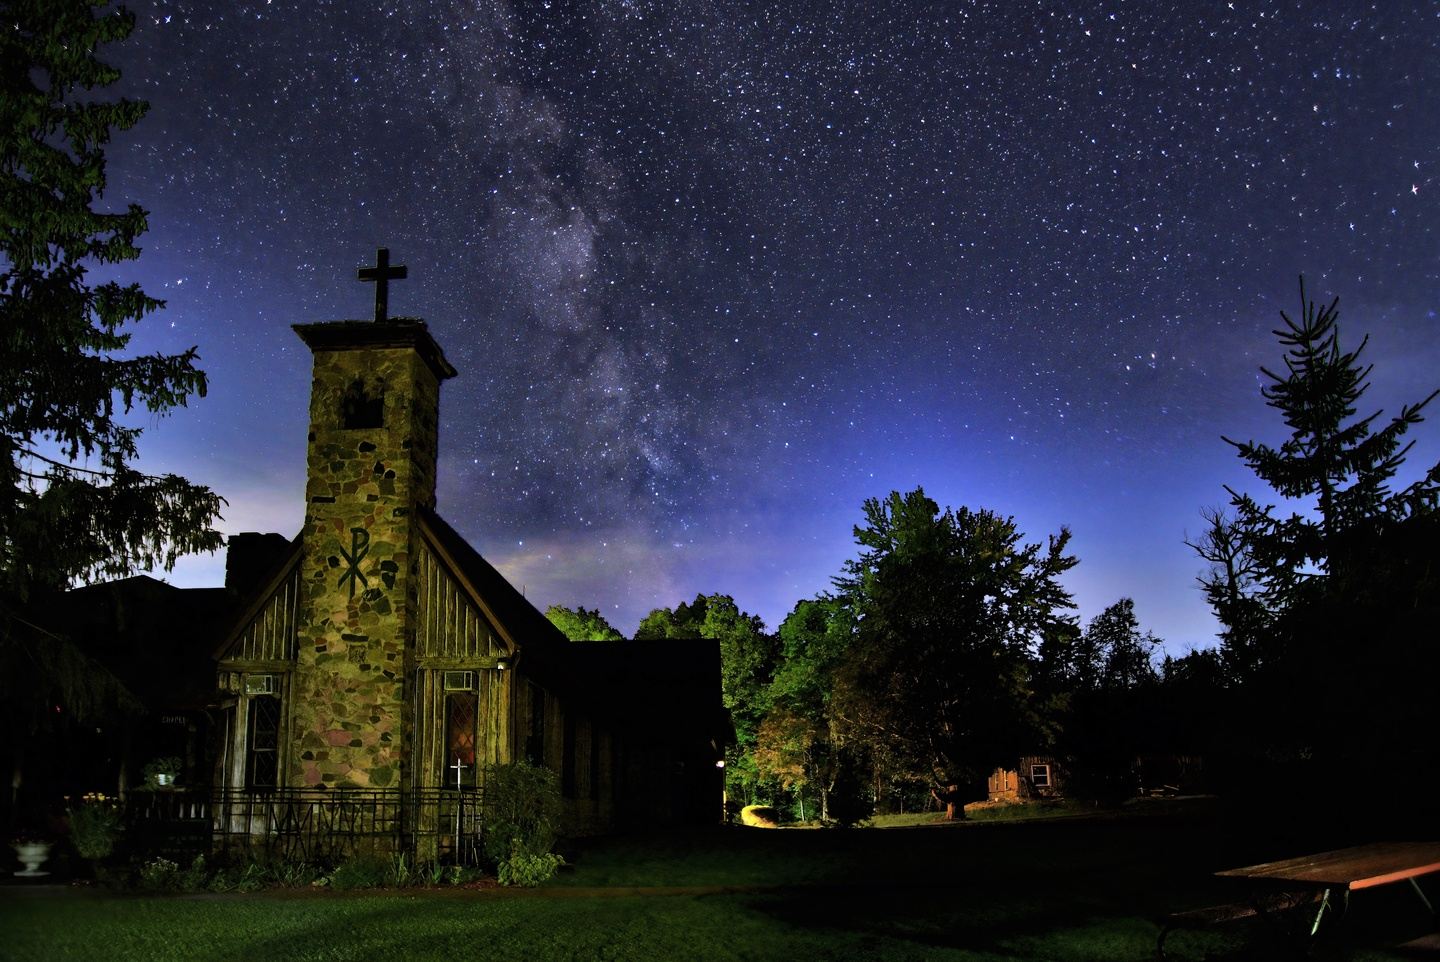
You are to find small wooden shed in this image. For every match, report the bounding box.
[987,755,1064,802]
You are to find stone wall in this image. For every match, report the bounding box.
[290,345,441,789]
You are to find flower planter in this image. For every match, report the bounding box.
[12,841,51,877]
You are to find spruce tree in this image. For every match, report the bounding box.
[1220,279,1438,619]
[1198,279,1440,832]
[1,0,224,601]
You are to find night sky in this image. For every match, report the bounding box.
[103,0,1439,652]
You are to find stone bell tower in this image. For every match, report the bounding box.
[288,249,456,789]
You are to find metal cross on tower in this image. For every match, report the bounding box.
[357,247,407,322]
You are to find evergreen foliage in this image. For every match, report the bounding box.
[1196,279,1440,677]
[1,1,224,830]
[1194,279,1440,833]
[1,0,224,602]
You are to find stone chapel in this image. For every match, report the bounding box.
[210,253,724,857]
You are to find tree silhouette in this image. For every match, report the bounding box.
[1,0,224,601]
[1196,279,1440,834]
[1218,280,1438,624]
[1,0,223,826]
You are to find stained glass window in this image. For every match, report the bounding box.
[445,691,477,788]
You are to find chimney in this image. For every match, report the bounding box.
[225,532,294,594]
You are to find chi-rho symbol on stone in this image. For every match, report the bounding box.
[338,527,370,598]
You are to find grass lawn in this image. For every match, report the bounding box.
[1,807,1424,962]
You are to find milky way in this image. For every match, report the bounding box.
[108,0,1439,648]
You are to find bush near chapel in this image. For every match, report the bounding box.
[480,760,565,885]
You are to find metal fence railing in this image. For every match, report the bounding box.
[124,788,485,865]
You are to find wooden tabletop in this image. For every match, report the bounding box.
[1217,841,1440,891]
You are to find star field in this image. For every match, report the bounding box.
[110,0,1439,649]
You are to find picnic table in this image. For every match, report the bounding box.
[1159,841,1440,959]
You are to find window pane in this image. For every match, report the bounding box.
[246,695,280,789]
[446,692,477,787]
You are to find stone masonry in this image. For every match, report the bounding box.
[289,321,454,789]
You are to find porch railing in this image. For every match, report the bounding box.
[125,787,485,865]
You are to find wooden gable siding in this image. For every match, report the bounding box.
[411,531,519,788]
[415,540,506,664]
[218,563,300,666]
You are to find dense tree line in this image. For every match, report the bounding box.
[549,281,1439,830]
[548,497,1197,821]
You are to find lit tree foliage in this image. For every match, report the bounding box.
[635,593,777,800]
[544,604,623,641]
[755,596,856,821]
[832,488,1077,819]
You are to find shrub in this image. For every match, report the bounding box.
[480,760,563,867]
[328,854,391,891]
[387,852,413,887]
[179,855,209,892]
[235,861,269,893]
[138,856,180,891]
[140,757,182,789]
[444,865,483,886]
[271,859,320,888]
[827,763,875,828]
[202,859,275,893]
[497,850,565,887]
[205,868,237,893]
[68,801,122,862]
